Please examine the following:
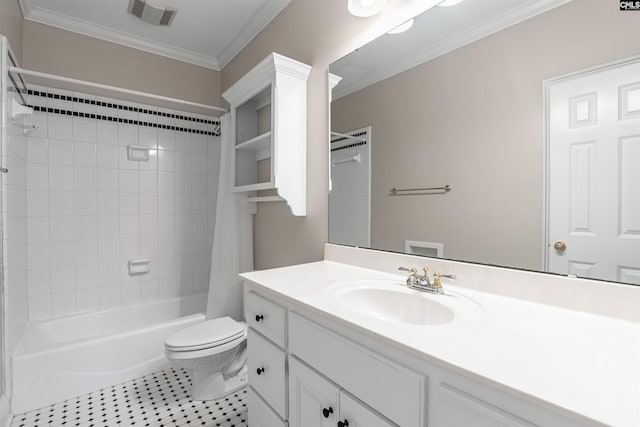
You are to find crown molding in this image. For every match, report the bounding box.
[20,0,291,71]
[333,0,572,100]
[216,0,291,69]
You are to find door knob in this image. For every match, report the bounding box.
[553,241,567,252]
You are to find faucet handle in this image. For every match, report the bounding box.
[433,272,456,288]
[398,266,417,274]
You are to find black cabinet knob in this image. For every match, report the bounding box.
[256,367,265,375]
[338,420,349,427]
[322,406,333,418]
[255,314,264,322]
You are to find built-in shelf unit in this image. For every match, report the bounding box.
[222,53,311,216]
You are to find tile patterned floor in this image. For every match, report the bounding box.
[11,368,247,427]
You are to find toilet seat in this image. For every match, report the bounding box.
[165,317,246,352]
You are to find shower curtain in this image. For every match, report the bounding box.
[206,113,254,321]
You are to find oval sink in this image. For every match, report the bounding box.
[329,281,455,325]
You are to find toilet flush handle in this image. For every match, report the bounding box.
[255,314,264,322]
[256,367,265,375]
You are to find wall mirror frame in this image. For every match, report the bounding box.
[328,0,640,287]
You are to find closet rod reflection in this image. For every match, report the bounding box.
[390,185,451,195]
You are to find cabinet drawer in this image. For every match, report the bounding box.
[289,313,426,427]
[246,291,286,347]
[248,386,288,427]
[248,328,287,418]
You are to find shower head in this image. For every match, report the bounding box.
[127,0,177,26]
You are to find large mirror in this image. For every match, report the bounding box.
[329,0,640,286]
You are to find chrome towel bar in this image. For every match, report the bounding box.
[390,185,451,195]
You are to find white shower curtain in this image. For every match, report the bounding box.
[206,113,254,321]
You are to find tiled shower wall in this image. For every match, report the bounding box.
[329,128,370,248]
[20,86,220,321]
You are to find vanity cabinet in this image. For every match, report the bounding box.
[289,357,396,427]
[222,53,311,216]
[242,279,591,427]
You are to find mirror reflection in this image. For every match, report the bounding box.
[329,0,640,285]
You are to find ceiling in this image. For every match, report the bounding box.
[331,0,571,99]
[19,0,291,71]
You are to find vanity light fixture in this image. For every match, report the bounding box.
[387,19,414,34]
[348,0,387,17]
[438,0,464,7]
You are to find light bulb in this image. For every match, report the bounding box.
[348,0,387,17]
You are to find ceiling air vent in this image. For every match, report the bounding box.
[127,0,177,26]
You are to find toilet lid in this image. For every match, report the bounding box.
[165,317,246,352]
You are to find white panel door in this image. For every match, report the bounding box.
[548,59,640,284]
[288,357,340,427]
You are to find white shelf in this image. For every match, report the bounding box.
[223,53,311,216]
[247,196,284,203]
[235,131,272,152]
[233,182,274,193]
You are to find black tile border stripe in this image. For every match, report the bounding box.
[27,89,221,136]
[331,130,368,152]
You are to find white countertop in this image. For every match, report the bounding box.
[240,260,640,427]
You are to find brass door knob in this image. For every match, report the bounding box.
[553,241,567,252]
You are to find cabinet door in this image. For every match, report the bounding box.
[289,357,340,427]
[338,391,397,427]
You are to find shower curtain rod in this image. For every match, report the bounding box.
[8,67,228,114]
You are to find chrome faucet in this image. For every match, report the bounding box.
[398,266,456,295]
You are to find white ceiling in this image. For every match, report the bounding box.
[19,0,291,71]
[331,0,571,99]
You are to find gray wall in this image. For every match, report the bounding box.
[0,0,23,62]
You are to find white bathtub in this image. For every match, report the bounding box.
[11,294,207,414]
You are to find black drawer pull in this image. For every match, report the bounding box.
[255,314,264,322]
[338,420,349,427]
[256,367,265,375]
[322,407,333,418]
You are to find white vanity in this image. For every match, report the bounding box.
[240,244,640,427]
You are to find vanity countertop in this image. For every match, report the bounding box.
[240,260,640,427]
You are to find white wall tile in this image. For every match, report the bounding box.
[74,141,97,167]
[119,169,138,192]
[118,146,138,170]
[49,165,74,191]
[75,240,98,265]
[28,294,51,319]
[27,164,49,190]
[98,239,119,263]
[28,190,49,217]
[139,171,157,193]
[28,217,50,243]
[27,242,50,270]
[158,150,175,172]
[73,117,97,143]
[27,137,48,164]
[99,286,121,308]
[96,121,118,146]
[76,264,99,289]
[119,193,139,215]
[175,132,191,152]
[97,168,118,192]
[51,266,75,293]
[158,172,175,194]
[97,192,119,216]
[75,215,98,240]
[76,288,99,312]
[49,216,75,242]
[50,242,75,267]
[74,166,97,191]
[158,129,175,151]
[49,139,74,166]
[98,216,119,241]
[74,191,98,215]
[49,191,74,216]
[52,291,76,316]
[48,115,73,140]
[96,144,118,168]
[98,262,120,287]
[27,268,51,296]
[117,124,138,147]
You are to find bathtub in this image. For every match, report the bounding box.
[11,294,207,414]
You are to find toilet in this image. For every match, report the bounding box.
[164,317,248,401]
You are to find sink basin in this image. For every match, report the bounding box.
[329,281,455,325]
